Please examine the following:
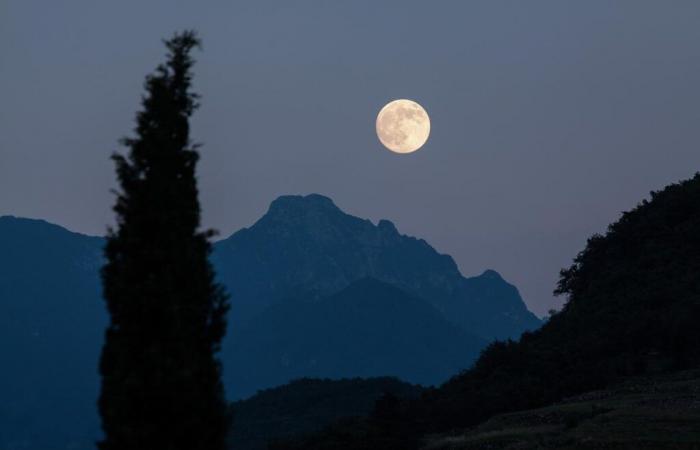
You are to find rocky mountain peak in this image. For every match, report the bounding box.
[479,269,504,281]
[266,194,340,219]
[213,194,540,342]
[377,219,398,234]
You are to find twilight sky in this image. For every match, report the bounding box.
[2,1,700,315]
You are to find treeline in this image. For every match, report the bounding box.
[272,174,700,449]
[229,377,422,450]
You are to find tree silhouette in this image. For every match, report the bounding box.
[98,31,229,450]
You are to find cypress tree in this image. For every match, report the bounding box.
[98,31,229,450]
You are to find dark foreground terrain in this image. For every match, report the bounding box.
[230,377,423,450]
[425,370,700,450]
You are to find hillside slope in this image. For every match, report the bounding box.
[0,217,106,449]
[425,370,700,450]
[230,278,485,398]
[230,377,423,450]
[0,194,537,448]
[418,173,700,433]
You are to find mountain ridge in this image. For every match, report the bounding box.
[228,277,486,398]
[213,193,541,341]
[0,193,540,448]
[270,175,700,449]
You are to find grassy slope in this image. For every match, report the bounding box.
[424,370,700,450]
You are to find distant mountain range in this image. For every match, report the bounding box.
[230,278,485,396]
[0,216,105,450]
[0,194,539,449]
[213,194,540,342]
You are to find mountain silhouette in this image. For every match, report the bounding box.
[0,194,539,448]
[271,176,700,449]
[213,194,540,341]
[0,216,106,449]
[230,376,424,450]
[229,278,485,398]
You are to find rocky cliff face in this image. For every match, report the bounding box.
[213,194,541,341]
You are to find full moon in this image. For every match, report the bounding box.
[376,99,430,154]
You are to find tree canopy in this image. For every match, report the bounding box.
[99,31,229,450]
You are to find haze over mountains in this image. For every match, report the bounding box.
[0,194,539,449]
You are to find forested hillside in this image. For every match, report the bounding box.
[275,174,700,449]
[229,377,422,450]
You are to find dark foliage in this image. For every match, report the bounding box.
[228,377,423,450]
[273,174,700,448]
[270,394,421,450]
[416,173,700,432]
[98,31,229,450]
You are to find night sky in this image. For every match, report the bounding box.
[2,1,700,315]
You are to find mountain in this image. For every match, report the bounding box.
[272,175,700,449]
[0,194,539,448]
[0,216,106,450]
[212,194,540,341]
[229,377,423,450]
[229,278,485,398]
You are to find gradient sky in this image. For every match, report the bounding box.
[2,1,700,315]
